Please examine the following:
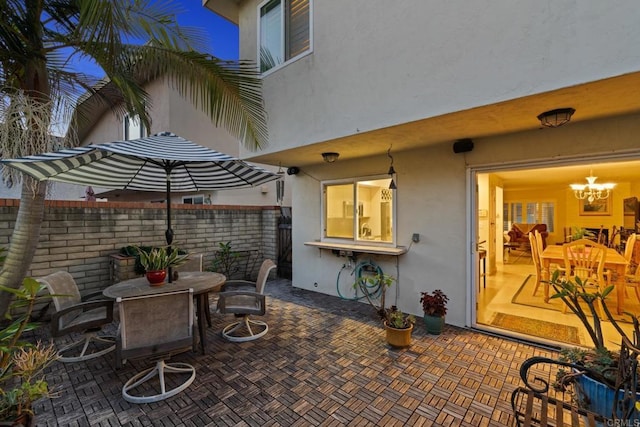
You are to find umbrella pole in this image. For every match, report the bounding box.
[165,174,174,283]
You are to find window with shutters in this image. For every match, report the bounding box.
[503,201,555,232]
[259,0,311,74]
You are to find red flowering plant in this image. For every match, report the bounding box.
[419,289,449,317]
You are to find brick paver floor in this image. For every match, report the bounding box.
[30,278,558,426]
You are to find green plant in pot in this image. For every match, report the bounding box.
[136,246,190,285]
[547,270,640,418]
[353,272,415,347]
[0,271,58,425]
[419,289,448,335]
[571,227,596,242]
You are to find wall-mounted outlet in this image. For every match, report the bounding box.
[412,233,420,243]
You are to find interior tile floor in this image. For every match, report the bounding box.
[476,250,635,350]
[27,278,556,427]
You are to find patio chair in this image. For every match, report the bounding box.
[38,271,115,363]
[116,289,196,403]
[216,259,276,342]
[173,253,211,330]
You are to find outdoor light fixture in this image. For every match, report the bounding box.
[322,152,339,163]
[387,146,397,190]
[537,108,576,128]
[570,170,615,203]
[276,163,285,206]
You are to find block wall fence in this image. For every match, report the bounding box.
[0,199,280,294]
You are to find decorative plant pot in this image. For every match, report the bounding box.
[577,373,640,421]
[384,321,413,348]
[0,412,34,426]
[423,314,445,335]
[145,270,167,285]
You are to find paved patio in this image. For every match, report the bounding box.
[29,278,557,426]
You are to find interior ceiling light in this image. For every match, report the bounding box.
[570,170,615,203]
[537,108,576,128]
[321,152,339,163]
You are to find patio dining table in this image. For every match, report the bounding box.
[103,271,226,354]
[540,245,628,313]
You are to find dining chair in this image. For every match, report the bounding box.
[535,229,565,276]
[561,239,609,316]
[604,233,635,285]
[620,234,640,301]
[38,271,115,363]
[216,259,276,342]
[116,288,196,403]
[528,232,542,296]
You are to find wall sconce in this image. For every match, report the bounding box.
[387,147,397,190]
[537,108,575,128]
[276,163,285,205]
[322,152,339,163]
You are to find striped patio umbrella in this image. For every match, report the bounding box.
[2,131,279,248]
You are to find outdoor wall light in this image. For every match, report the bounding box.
[322,152,340,163]
[387,146,397,190]
[537,108,576,128]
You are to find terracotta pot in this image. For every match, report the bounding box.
[145,270,167,285]
[0,412,34,426]
[384,321,413,347]
[423,314,445,335]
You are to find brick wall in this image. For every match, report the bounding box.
[0,199,280,294]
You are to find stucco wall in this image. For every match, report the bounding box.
[290,113,640,328]
[234,0,640,156]
[0,199,279,295]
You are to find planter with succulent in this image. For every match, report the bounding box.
[547,270,640,419]
[0,260,58,425]
[353,272,415,347]
[136,246,190,285]
[419,289,449,335]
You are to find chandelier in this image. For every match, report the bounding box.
[570,171,615,203]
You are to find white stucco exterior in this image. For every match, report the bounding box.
[205,0,640,330]
[81,77,291,207]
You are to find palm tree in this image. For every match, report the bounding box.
[0,0,268,316]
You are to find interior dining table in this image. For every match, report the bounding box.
[103,271,226,354]
[539,245,628,313]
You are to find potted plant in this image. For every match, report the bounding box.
[571,227,596,242]
[0,270,58,426]
[547,270,640,418]
[419,289,449,335]
[353,272,415,347]
[136,246,190,285]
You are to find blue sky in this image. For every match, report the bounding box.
[75,1,239,78]
[176,1,239,60]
